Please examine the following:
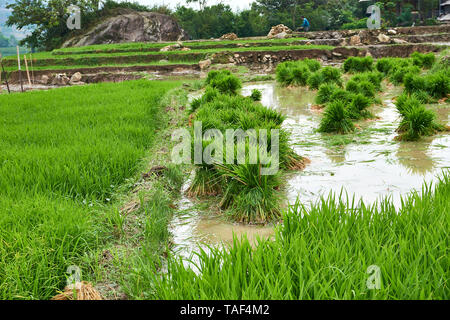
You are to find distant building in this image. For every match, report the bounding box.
[438,0,450,23]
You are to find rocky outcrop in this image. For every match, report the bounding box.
[267,24,292,39]
[220,33,238,40]
[62,9,189,47]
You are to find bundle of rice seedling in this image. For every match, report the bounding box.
[343,56,373,73]
[318,100,355,134]
[51,282,102,300]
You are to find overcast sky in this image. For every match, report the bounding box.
[138,0,254,12]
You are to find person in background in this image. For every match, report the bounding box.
[301,17,310,32]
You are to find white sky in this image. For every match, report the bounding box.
[138,0,254,12]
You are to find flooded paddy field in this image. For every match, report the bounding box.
[170,80,450,258]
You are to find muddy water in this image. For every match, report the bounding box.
[170,81,449,259]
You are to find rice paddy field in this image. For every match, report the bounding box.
[0,40,449,300]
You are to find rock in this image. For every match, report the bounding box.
[393,38,408,44]
[332,52,342,57]
[377,34,391,43]
[387,29,397,35]
[349,35,362,46]
[40,75,50,85]
[159,59,169,63]
[61,9,189,47]
[180,47,191,51]
[274,31,289,39]
[70,72,82,84]
[331,32,342,39]
[220,33,238,40]
[267,24,292,39]
[160,43,182,52]
[51,74,70,86]
[198,59,211,70]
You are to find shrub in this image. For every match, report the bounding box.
[318,100,355,134]
[250,89,262,101]
[343,56,374,73]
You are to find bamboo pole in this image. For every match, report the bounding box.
[24,55,32,87]
[16,46,23,92]
[0,54,2,94]
[30,53,35,85]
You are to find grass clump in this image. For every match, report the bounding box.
[151,173,450,299]
[318,100,355,134]
[343,56,374,73]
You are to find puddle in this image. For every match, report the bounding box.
[170,81,449,261]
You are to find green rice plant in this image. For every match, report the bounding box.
[316,83,339,104]
[0,80,181,299]
[250,89,262,101]
[206,70,242,95]
[348,93,373,120]
[302,58,322,72]
[397,104,437,141]
[319,100,355,134]
[275,62,294,86]
[395,93,420,117]
[320,66,343,86]
[390,65,421,85]
[217,160,282,223]
[344,79,375,98]
[186,166,223,197]
[291,65,311,86]
[376,58,396,75]
[350,72,383,91]
[343,56,374,73]
[150,173,450,300]
[425,71,450,99]
[411,52,436,69]
[330,88,354,104]
[307,71,324,90]
[404,73,427,94]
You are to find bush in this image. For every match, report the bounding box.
[318,100,355,134]
[343,56,374,73]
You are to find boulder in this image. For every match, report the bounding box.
[349,35,362,46]
[160,43,182,52]
[220,33,238,40]
[387,29,397,35]
[377,34,391,43]
[274,32,289,39]
[51,74,70,86]
[199,59,212,70]
[393,38,408,44]
[267,24,292,39]
[70,72,82,84]
[40,75,50,85]
[62,9,189,47]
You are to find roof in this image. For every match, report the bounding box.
[441,1,450,7]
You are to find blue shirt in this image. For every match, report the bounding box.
[302,18,310,27]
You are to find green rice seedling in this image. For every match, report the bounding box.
[397,104,437,141]
[358,80,376,98]
[411,91,436,104]
[151,173,450,300]
[348,94,373,120]
[307,71,324,90]
[376,58,396,75]
[411,52,436,69]
[302,58,321,72]
[395,93,420,117]
[390,65,421,85]
[404,73,427,94]
[319,100,355,134]
[316,83,339,104]
[186,166,223,197]
[343,56,373,73]
[205,69,232,84]
[208,74,242,95]
[291,65,311,86]
[320,66,343,86]
[275,62,294,86]
[346,79,360,94]
[250,89,262,101]
[352,72,384,91]
[425,71,450,99]
[0,79,182,299]
[330,88,354,104]
[217,160,282,223]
